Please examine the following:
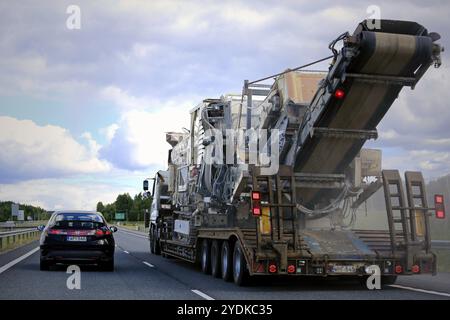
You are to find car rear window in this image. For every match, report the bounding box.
[53,213,104,229]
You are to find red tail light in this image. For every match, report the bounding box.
[287,264,296,274]
[251,190,262,216]
[48,229,66,235]
[412,265,420,273]
[251,191,261,201]
[434,194,445,219]
[252,206,261,216]
[395,265,403,274]
[268,263,277,273]
[334,88,345,99]
[95,229,104,236]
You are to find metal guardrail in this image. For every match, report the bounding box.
[0,220,48,229]
[431,240,450,250]
[0,228,41,250]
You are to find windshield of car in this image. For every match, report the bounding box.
[52,213,104,229]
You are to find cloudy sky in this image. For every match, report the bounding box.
[0,0,449,210]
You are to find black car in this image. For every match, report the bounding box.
[38,211,117,271]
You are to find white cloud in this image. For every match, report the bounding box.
[0,116,110,182]
[100,123,120,142]
[99,85,198,170]
[381,149,450,180]
[0,178,135,211]
[100,86,150,110]
[100,107,190,170]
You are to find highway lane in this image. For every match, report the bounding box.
[0,229,449,300]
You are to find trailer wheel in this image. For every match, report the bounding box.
[201,239,211,274]
[233,242,249,286]
[221,241,233,282]
[210,240,221,278]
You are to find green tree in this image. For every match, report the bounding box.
[96,202,105,213]
[115,193,133,220]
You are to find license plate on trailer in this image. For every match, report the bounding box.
[331,265,356,273]
[67,236,87,242]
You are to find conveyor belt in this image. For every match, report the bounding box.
[292,20,441,205]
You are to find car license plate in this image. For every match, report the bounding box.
[332,265,356,273]
[67,236,87,242]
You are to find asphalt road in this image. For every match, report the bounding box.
[0,228,449,300]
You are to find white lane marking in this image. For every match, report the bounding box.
[191,289,215,300]
[123,250,130,254]
[117,229,148,240]
[143,261,154,268]
[0,247,40,275]
[390,284,450,297]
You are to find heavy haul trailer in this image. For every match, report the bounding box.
[143,20,445,286]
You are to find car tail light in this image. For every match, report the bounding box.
[268,263,277,273]
[434,194,445,219]
[48,229,67,235]
[95,229,104,236]
[395,265,403,274]
[287,264,296,274]
[251,190,262,216]
[412,265,420,273]
[334,88,345,99]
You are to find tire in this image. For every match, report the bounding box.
[201,239,211,274]
[101,258,114,272]
[149,230,155,254]
[382,275,397,285]
[151,227,161,255]
[221,241,233,282]
[233,241,249,286]
[40,258,50,271]
[210,240,221,278]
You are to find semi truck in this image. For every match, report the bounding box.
[143,19,446,286]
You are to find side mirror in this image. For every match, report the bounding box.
[37,225,45,232]
[110,226,118,233]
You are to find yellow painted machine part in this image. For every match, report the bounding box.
[260,207,272,235]
[415,210,425,237]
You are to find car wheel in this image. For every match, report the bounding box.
[221,240,233,282]
[201,239,211,274]
[40,258,50,271]
[233,242,249,286]
[210,240,221,278]
[101,259,114,272]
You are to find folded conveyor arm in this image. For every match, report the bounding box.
[290,20,442,205]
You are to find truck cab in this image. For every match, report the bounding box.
[144,170,171,255]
